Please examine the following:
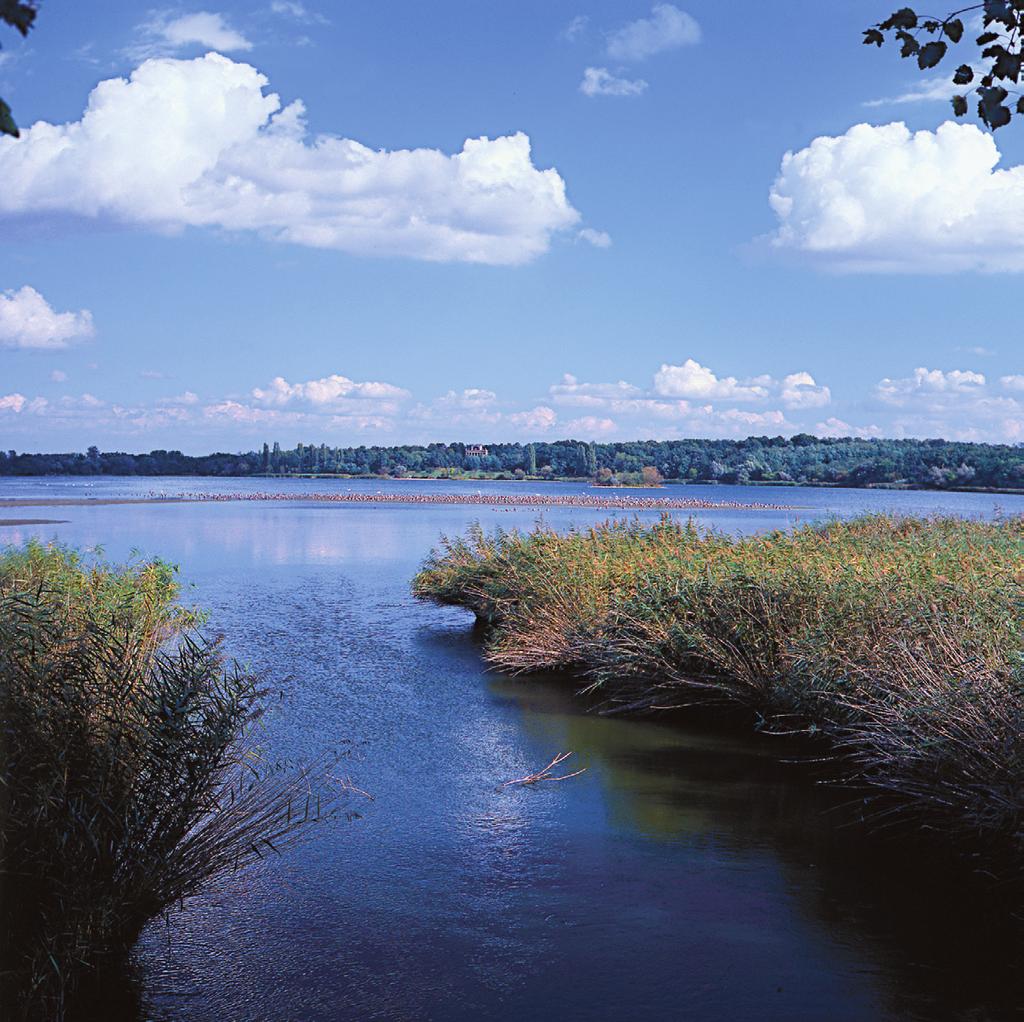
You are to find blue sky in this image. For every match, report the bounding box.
[2,0,1023,453]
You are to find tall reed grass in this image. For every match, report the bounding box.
[0,543,355,1019]
[413,514,1024,855]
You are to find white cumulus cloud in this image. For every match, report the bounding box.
[438,388,498,408]
[606,4,700,61]
[550,374,642,404]
[564,415,617,436]
[816,417,884,439]
[555,362,828,426]
[204,400,296,424]
[252,373,410,406]
[715,408,788,428]
[507,406,558,432]
[769,120,1024,273]
[0,286,95,349]
[653,359,769,401]
[877,367,986,404]
[580,67,648,97]
[781,371,831,409]
[865,366,1024,441]
[0,54,581,265]
[0,392,47,414]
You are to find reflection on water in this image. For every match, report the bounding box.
[494,676,1024,1020]
[3,478,1024,1022]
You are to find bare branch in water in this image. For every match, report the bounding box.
[499,752,587,790]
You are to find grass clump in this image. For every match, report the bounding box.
[0,542,356,1019]
[413,514,1024,854]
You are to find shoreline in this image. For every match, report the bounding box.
[232,474,1024,496]
[413,515,1024,867]
[0,498,189,508]
[0,518,71,526]
[5,473,1024,497]
[0,492,801,512]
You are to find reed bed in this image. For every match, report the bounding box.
[0,542,357,1019]
[413,514,1024,854]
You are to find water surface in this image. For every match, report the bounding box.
[3,478,1022,1021]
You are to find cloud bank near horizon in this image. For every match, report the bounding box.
[6,356,1022,448]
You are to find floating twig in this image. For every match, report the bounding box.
[499,751,587,789]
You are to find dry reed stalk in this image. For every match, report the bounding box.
[1,544,364,1019]
[414,514,1024,857]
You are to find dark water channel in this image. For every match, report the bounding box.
[3,479,1024,1021]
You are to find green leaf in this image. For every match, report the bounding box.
[1016,96,1024,114]
[953,64,974,85]
[976,32,1000,44]
[945,18,964,42]
[952,94,969,116]
[0,97,18,138]
[918,40,947,69]
[863,28,885,46]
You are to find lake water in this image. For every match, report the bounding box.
[3,478,1024,1021]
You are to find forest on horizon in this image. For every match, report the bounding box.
[4,435,1024,491]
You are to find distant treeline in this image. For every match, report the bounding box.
[3,436,1024,490]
